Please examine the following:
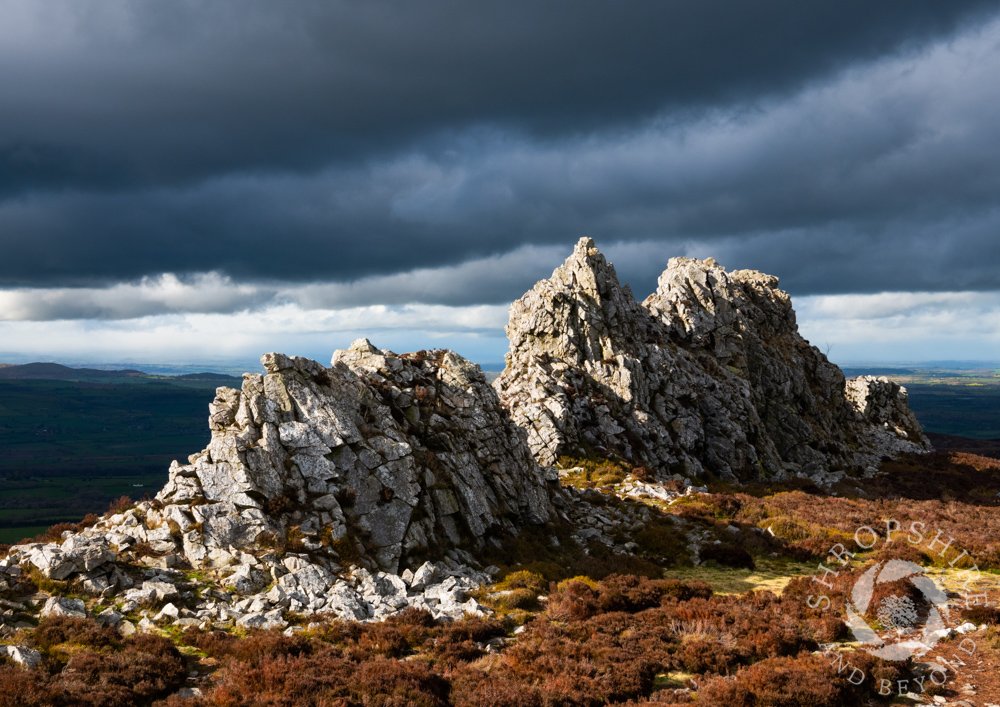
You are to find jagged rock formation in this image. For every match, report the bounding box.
[2,341,555,628]
[845,375,930,455]
[0,238,931,636]
[158,341,551,573]
[495,237,929,481]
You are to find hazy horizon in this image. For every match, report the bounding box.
[2,351,997,378]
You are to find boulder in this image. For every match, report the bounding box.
[40,596,86,618]
[2,645,42,669]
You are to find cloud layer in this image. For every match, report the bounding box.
[2,1,999,363]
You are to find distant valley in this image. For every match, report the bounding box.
[0,360,998,545]
[0,363,240,543]
[844,365,1000,440]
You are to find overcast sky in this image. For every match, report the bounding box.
[2,0,1000,368]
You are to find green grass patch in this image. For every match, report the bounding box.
[556,455,630,490]
[664,557,817,595]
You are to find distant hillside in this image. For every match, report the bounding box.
[0,368,239,544]
[0,362,144,381]
[0,362,240,384]
[174,372,241,381]
[926,432,1000,459]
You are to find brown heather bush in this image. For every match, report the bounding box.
[355,622,414,658]
[188,628,313,665]
[443,576,841,705]
[204,652,449,707]
[873,539,929,565]
[0,666,54,707]
[24,513,101,545]
[696,651,908,706]
[356,659,450,706]
[105,495,134,515]
[1,630,186,707]
[652,452,1000,571]
[48,634,186,707]
[0,572,883,706]
[180,627,238,656]
[450,669,544,707]
[546,577,600,620]
[697,654,849,706]
[204,651,353,706]
[599,575,712,614]
[962,604,1000,625]
[783,562,940,638]
[30,615,121,653]
[725,481,1000,571]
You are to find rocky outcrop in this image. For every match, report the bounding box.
[494,237,764,479]
[495,237,930,481]
[2,340,555,629]
[157,341,551,574]
[0,238,932,636]
[845,376,930,456]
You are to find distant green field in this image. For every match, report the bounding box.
[0,378,222,544]
[843,366,1000,440]
[905,383,1000,439]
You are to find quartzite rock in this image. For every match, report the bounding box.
[154,341,552,573]
[495,237,930,481]
[1,340,553,625]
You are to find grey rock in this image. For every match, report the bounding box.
[223,565,268,595]
[322,582,370,620]
[96,608,124,627]
[845,376,930,456]
[25,545,76,581]
[495,238,930,482]
[152,338,552,574]
[236,609,287,631]
[2,645,42,669]
[409,561,444,591]
[155,603,181,622]
[40,596,86,618]
[123,579,179,605]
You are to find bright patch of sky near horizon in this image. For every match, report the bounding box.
[1,260,998,369]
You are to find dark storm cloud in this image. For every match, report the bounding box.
[2,0,1000,306]
[1,0,992,192]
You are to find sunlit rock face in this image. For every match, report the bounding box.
[495,237,930,482]
[159,340,553,574]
